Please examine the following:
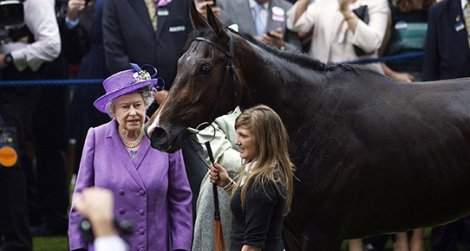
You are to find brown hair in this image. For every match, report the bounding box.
[392,0,435,12]
[235,105,295,215]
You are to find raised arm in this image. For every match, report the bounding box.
[286,0,316,34]
[348,0,390,54]
[293,0,310,25]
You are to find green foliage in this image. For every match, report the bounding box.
[32,228,433,250]
[33,236,68,251]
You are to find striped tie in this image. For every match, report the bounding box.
[145,0,157,31]
[252,4,266,36]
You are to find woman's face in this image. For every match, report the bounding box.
[235,126,258,162]
[113,93,146,133]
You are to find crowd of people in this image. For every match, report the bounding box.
[1,0,470,250]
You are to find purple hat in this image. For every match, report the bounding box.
[94,64,160,113]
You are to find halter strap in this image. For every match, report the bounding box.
[195,37,234,59]
[193,32,237,123]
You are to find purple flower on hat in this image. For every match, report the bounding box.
[130,62,152,83]
[133,70,151,83]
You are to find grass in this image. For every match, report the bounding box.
[37,175,433,251]
[33,236,68,251]
[33,229,432,251]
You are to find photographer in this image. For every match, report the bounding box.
[0,0,61,249]
[195,0,301,53]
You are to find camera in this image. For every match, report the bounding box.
[0,0,25,45]
[0,0,24,27]
[79,218,134,243]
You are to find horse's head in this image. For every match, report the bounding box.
[146,4,245,152]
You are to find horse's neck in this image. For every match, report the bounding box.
[238,48,325,133]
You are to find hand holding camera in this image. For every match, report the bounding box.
[75,188,117,238]
[66,0,90,22]
[260,27,285,50]
[75,187,133,249]
[194,0,221,17]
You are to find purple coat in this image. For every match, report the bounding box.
[68,120,193,251]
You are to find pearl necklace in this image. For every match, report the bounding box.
[119,129,144,148]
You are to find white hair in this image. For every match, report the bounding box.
[105,86,155,118]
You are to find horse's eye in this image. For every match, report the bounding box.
[199,64,212,74]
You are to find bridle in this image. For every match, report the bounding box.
[193,29,239,124]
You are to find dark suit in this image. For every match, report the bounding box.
[103,0,193,90]
[422,0,470,81]
[423,0,470,250]
[218,0,301,51]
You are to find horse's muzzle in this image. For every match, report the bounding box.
[146,125,188,153]
[148,127,171,152]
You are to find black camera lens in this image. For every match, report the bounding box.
[0,0,25,27]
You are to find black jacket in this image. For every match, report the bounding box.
[103,0,193,89]
[422,0,470,81]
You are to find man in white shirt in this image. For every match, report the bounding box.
[0,0,60,249]
[0,0,61,71]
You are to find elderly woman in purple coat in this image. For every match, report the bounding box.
[68,64,193,251]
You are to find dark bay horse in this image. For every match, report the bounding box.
[146,5,470,250]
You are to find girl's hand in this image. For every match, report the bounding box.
[209,163,230,187]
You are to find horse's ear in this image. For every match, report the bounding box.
[206,5,229,40]
[190,1,209,30]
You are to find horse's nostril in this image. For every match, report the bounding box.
[154,127,166,137]
[153,127,167,141]
[149,127,170,150]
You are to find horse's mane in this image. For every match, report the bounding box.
[239,33,354,72]
[184,28,355,73]
[183,27,376,77]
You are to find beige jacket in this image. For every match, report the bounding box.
[287,0,390,73]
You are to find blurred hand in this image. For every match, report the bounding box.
[67,0,87,21]
[153,90,169,105]
[194,0,222,17]
[0,53,6,69]
[338,0,356,13]
[390,71,414,83]
[260,28,285,49]
[209,163,230,187]
[75,188,117,237]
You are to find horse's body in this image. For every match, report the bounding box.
[146,5,470,250]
